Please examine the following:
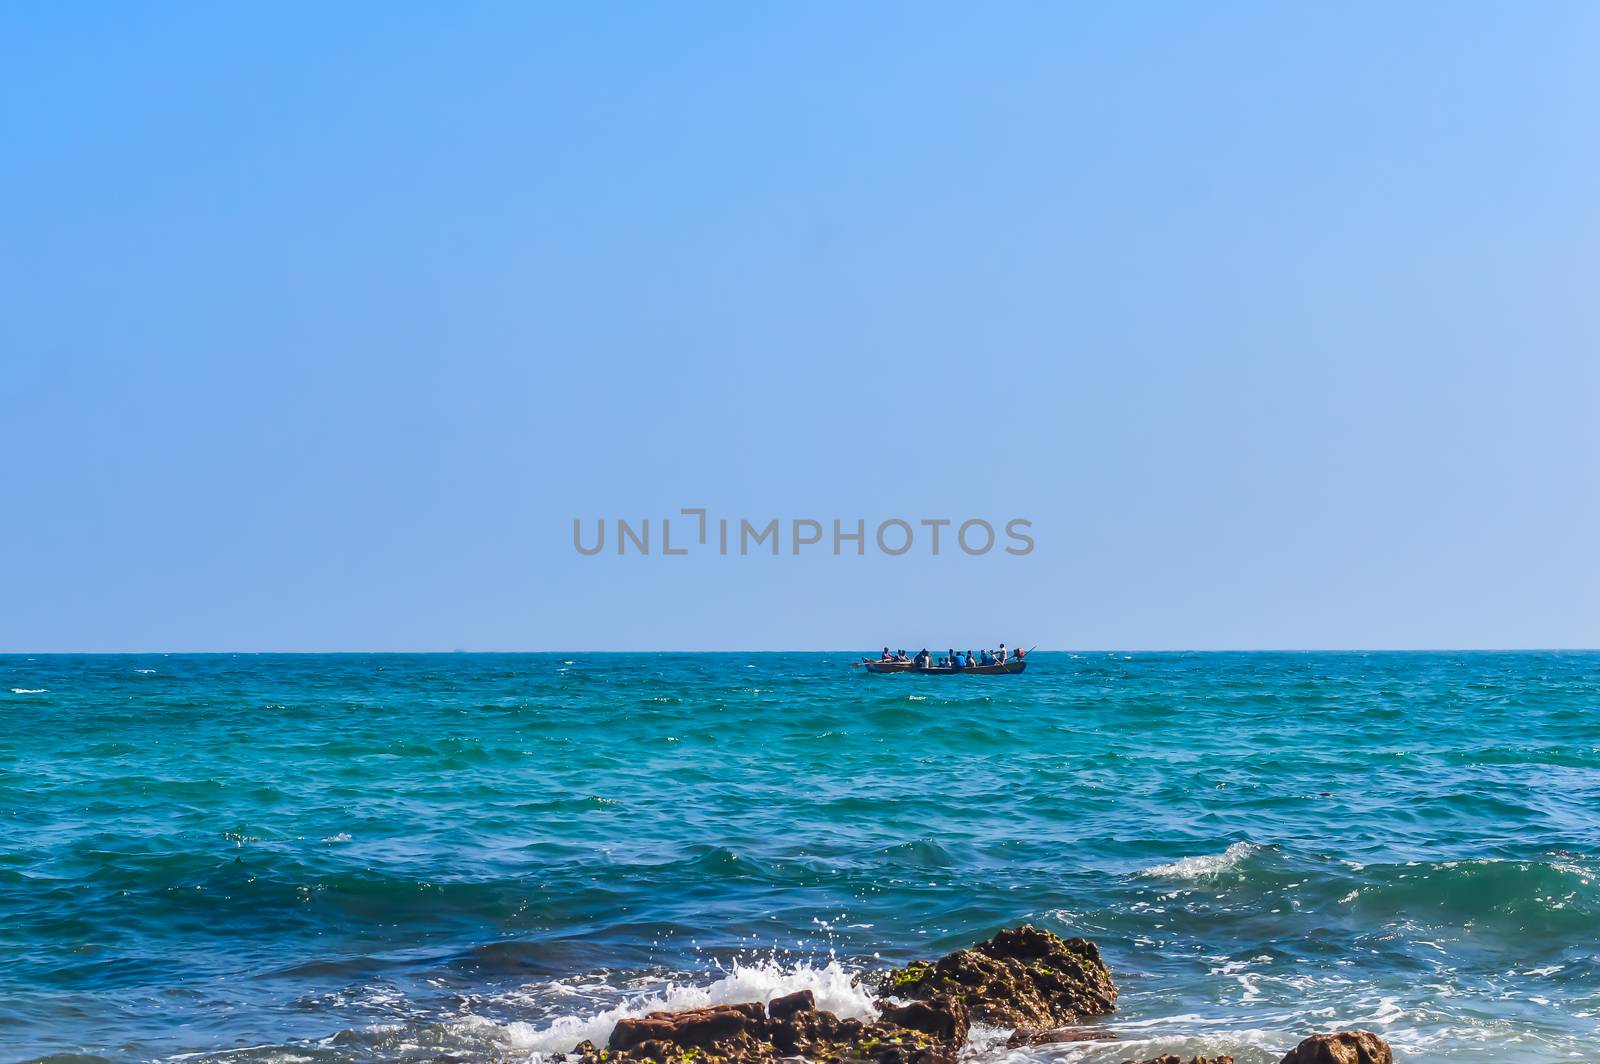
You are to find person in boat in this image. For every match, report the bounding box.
[979,649,992,665]
[915,648,930,668]
[996,644,1008,664]
[881,647,893,661]
[965,650,977,668]
[897,649,909,662]
[947,648,960,670]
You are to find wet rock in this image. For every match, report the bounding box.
[1278,1032,1393,1064]
[574,996,954,1064]
[884,924,1117,1029]
[768,1006,864,1056]
[877,995,969,1044]
[560,927,1116,1064]
[609,1002,767,1053]
[768,989,815,1021]
[847,1029,956,1064]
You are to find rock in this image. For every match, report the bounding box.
[561,927,1116,1064]
[768,1006,863,1056]
[877,995,969,1044]
[609,1002,767,1053]
[768,989,815,1021]
[1279,1032,1393,1064]
[577,994,954,1064]
[884,924,1117,1029]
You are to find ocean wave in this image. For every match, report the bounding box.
[1139,842,1263,880]
[466,958,876,1058]
[11,687,48,694]
[1120,846,1600,957]
[1336,856,1600,925]
[1007,1029,1285,1064]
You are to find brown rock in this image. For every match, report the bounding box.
[768,1006,859,1056]
[564,928,1120,1064]
[1279,1032,1393,1064]
[608,1002,766,1053]
[877,995,969,1044]
[768,988,815,1021]
[884,924,1117,1029]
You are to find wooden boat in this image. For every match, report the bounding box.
[859,659,1026,675]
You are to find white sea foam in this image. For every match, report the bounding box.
[1005,1023,1286,1064]
[463,958,877,1058]
[10,688,47,694]
[1139,842,1259,880]
[1548,859,1595,883]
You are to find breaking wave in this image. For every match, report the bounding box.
[493,958,877,1056]
[161,959,884,1063]
[1139,842,1262,880]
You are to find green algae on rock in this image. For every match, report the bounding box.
[882,924,1117,1029]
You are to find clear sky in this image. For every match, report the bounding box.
[4,3,1597,652]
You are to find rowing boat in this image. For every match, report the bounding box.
[859,659,1027,675]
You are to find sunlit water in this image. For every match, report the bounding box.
[2,652,1597,1063]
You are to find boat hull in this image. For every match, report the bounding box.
[861,659,1026,675]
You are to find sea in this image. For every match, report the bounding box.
[2,652,1597,1063]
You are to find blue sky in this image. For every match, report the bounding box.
[4,3,1597,651]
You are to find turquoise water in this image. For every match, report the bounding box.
[2,652,1598,1063]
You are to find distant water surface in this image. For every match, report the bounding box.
[1,652,1597,1063]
